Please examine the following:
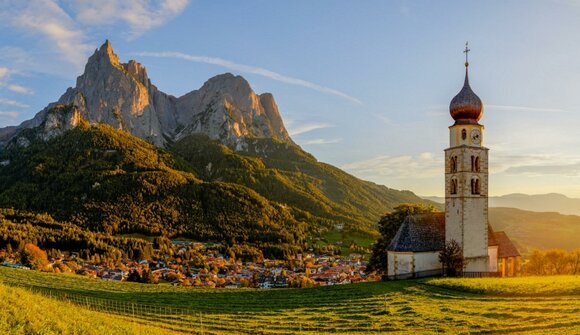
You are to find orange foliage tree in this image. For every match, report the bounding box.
[20,243,49,270]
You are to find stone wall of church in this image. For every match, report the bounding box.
[444,134,489,272]
[387,251,442,278]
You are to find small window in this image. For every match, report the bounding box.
[450,179,458,195]
[471,155,481,172]
[471,178,480,195]
[450,156,458,173]
[462,129,467,140]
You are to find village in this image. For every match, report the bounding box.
[1,239,372,289]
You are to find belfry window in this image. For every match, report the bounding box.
[450,179,458,195]
[471,155,481,172]
[450,156,458,173]
[471,178,480,195]
[462,129,467,140]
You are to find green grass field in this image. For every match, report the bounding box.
[0,267,578,334]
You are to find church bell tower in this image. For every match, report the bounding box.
[445,43,489,272]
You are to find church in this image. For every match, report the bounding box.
[386,46,520,279]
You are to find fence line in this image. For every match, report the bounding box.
[4,281,392,334]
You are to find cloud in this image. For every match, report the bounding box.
[0,99,29,109]
[341,152,442,178]
[504,164,580,177]
[372,113,398,126]
[0,0,93,71]
[0,1,190,72]
[0,111,20,118]
[0,67,12,80]
[301,138,342,145]
[134,51,362,104]
[287,122,334,136]
[0,67,34,95]
[2,84,34,95]
[68,0,190,39]
[486,105,569,113]
[492,153,580,177]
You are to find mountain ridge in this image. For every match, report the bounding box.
[422,193,580,216]
[0,40,292,150]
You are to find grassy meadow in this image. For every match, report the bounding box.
[0,267,578,334]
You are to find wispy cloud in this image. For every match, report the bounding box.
[492,152,580,177]
[487,105,569,113]
[301,138,342,145]
[134,51,362,104]
[0,111,20,118]
[0,67,34,95]
[0,0,93,71]
[287,122,334,136]
[0,98,29,109]
[372,113,398,126]
[68,0,190,39]
[0,0,190,72]
[341,152,442,179]
[1,84,34,95]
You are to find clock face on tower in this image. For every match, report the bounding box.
[471,129,481,144]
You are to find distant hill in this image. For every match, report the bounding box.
[489,207,580,253]
[422,193,580,216]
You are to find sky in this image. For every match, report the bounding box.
[1,0,580,198]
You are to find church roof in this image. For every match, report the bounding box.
[388,212,445,252]
[494,231,521,258]
[488,225,499,246]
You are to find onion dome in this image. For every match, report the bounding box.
[449,54,483,124]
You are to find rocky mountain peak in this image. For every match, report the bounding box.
[123,60,149,87]
[1,40,294,151]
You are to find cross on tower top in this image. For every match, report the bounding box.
[463,41,470,67]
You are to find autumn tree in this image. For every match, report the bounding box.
[523,249,580,275]
[20,243,49,270]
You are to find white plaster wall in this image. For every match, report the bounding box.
[387,252,396,277]
[413,251,442,272]
[487,246,498,272]
[387,252,414,276]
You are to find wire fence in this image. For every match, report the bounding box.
[5,281,402,335]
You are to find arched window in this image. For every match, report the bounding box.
[471,178,480,195]
[471,155,481,172]
[450,156,458,173]
[462,129,467,141]
[450,178,458,195]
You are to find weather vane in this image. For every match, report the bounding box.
[463,41,470,66]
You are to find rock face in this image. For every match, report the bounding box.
[1,40,293,149]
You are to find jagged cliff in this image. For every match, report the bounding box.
[0,40,292,149]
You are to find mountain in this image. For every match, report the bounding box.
[0,40,434,258]
[489,207,580,253]
[489,193,580,216]
[0,116,308,258]
[169,134,425,234]
[0,40,291,149]
[422,193,580,216]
